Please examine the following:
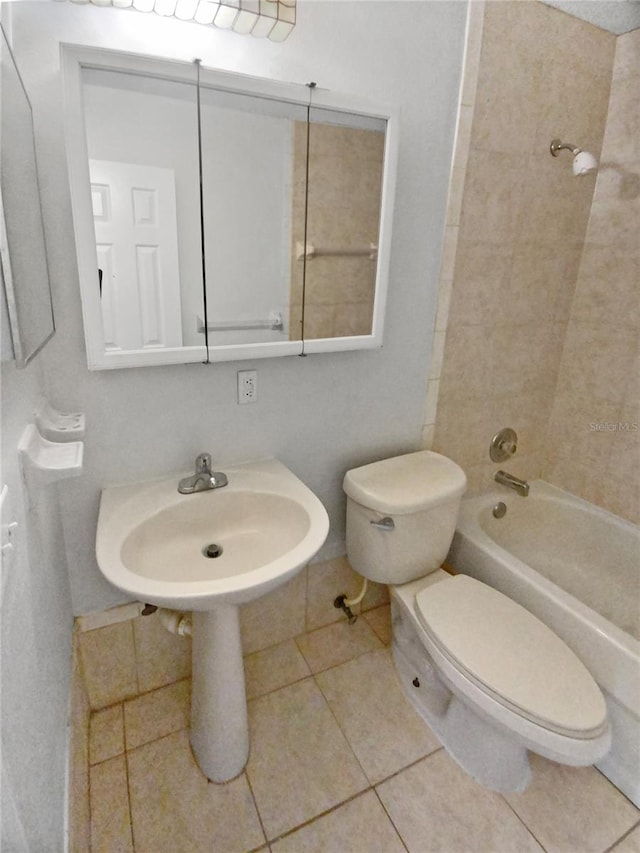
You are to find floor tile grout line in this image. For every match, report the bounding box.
[130,618,142,697]
[374,747,445,788]
[499,791,548,852]
[311,664,379,787]
[371,786,410,852]
[246,669,311,705]
[88,674,191,715]
[244,767,270,850]
[243,598,388,663]
[603,816,640,853]
[264,787,378,846]
[294,631,387,678]
[123,746,137,852]
[87,604,391,714]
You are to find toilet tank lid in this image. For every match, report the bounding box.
[343,451,467,514]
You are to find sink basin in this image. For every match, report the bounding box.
[96,457,329,783]
[96,457,329,609]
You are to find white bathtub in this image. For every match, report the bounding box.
[448,480,640,806]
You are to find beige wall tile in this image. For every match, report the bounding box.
[446,241,513,327]
[571,250,639,329]
[421,423,435,450]
[423,379,440,425]
[79,621,138,710]
[446,164,467,227]
[90,755,133,853]
[89,704,124,765]
[434,277,453,331]
[555,324,636,406]
[459,150,527,245]
[439,225,459,279]
[460,2,485,107]
[517,154,596,245]
[435,0,632,522]
[507,243,582,326]
[240,569,307,655]
[612,28,640,84]
[471,0,544,155]
[132,612,191,694]
[428,332,446,380]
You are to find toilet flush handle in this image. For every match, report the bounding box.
[370,516,395,530]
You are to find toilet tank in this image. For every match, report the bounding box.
[343,451,467,585]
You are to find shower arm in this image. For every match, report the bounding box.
[550,138,582,157]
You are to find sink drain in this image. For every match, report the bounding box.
[202,543,223,559]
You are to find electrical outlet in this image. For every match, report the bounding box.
[237,369,258,405]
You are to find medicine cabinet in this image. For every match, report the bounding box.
[62,45,398,369]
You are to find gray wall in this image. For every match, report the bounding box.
[1,324,73,847]
[10,1,467,615]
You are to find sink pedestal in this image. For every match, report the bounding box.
[190,606,249,783]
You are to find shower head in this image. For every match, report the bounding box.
[550,138,598,176]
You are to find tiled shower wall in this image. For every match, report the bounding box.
[429,2,628,504]
[544,28,640,523]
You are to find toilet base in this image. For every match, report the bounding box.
[393,642,532,793]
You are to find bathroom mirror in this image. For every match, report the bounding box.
[62,45,398,369]
[1,26,55,368]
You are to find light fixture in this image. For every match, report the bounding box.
[57,0,296,41]
[550,138,598,177]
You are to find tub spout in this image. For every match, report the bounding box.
[495,470,529,497]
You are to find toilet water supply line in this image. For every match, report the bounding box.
[334,578,368,624]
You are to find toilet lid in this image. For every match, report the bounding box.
[415,575,607,737]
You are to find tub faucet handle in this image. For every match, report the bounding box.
[490,428,518,462]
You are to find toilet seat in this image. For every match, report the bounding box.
[414,574,607,739]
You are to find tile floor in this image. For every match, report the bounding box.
[86,605,640,853]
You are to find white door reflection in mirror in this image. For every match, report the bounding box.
[90,160,182,351]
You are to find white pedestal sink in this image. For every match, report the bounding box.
[96,458,329,782]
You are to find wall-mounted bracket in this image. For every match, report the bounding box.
[35,398,86,442]
[18,424,83,489]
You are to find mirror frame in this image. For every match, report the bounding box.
[1,25,55,368]
[62,44,398,370]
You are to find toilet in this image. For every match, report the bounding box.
[343,450,610,793]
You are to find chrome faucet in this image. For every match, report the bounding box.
[178,453,228,494]
[494,470,529,497]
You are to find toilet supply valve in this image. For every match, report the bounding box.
[334,594,357,624]
[333,577,369,625]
